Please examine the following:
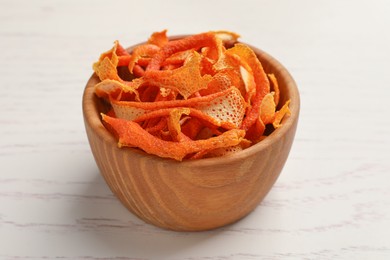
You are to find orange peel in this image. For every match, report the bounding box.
[167,108,191,142]
[146,32,219,71]
[147,29,168,47]
[259,92,276,125]
[143,51,213,99]
[92,30,291,160]
[93,41,120,81]
[273,100,291,128]
[268,73,280,106]
[102,114,245,161]
[128,44,160,73]
[226,44,270,131]
[95,79,141,101]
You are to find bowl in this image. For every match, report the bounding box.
[82,37,300,231]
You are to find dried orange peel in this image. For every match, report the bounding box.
[93,30,291,161]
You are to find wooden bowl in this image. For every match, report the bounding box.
[82,39,300,231]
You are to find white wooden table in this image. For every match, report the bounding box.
[1,0,390,259]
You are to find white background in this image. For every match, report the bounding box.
[1,0,390,259]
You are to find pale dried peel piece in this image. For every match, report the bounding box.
[95,79,141,101]
[110,87,245,129]
[159,87,172,97]
[167,108,191,142]
[147,29,168,47]
[112,103,148,121]
[268,73,280,106]
[196,87,246,128]
[259,93,276,125]
[93,41,120,81]
[93,57,120,81]
[212,30,240,45]
[97,41,120,64]
[273,100,291,128]
[240,65,256,104]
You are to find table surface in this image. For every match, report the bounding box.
[1,0,390,259]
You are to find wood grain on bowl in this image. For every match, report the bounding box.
[82,40,300,231]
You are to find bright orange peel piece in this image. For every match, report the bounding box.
[143,51,213,99]
[148,29,168,47]
[102,114,245,161]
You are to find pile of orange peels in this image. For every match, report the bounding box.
[93,30,290,161]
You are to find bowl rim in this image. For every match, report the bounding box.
[82,37,300,166]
